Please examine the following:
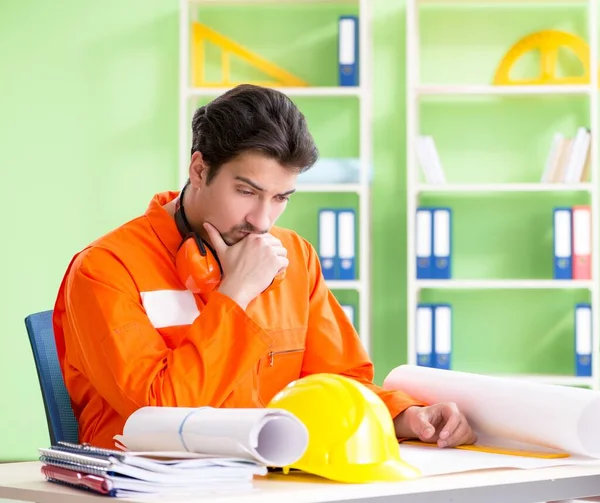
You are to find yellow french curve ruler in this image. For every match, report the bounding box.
[401,440,570,459]
[493,29,599,87]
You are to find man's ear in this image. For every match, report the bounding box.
[189,151,208,187]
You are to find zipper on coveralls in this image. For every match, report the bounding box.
[268,349,303,367]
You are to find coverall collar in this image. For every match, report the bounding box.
[145,190,182,259]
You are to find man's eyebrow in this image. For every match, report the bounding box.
[235,176,264,192]
[235,176,296,197]
[278,188,297,197]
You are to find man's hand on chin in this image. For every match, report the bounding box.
[393,402,477,448]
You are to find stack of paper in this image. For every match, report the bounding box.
[39,443,264,498]
[39,406,309,498]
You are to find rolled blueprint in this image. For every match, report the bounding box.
[383,365,600,458]
[113,406,308,467]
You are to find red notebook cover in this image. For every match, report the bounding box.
[41,464,113,496]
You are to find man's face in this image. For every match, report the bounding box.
[197,151,298,246]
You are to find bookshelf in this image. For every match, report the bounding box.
[406,0,599,388]
[178,0,374,354]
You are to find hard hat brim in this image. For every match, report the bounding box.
[293,458,421,484]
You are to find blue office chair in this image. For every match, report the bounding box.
[25,310,79,445]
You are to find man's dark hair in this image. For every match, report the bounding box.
[190,84,319,184]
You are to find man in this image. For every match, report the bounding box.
[52,84,476,450]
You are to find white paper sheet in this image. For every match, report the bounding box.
[384,365,600,458]
[114,406,308,467]
[398,444,600,477]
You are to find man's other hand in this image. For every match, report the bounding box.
[394,402,477,448]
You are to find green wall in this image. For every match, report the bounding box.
[0,0,595,461]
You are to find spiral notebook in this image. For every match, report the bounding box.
[39,441,266,498]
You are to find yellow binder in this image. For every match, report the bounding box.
[401,440,570,459]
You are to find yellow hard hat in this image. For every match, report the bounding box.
[266,373,421,483]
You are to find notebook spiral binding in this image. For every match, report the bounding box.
[40,455,109,477]
[52,441,126,459]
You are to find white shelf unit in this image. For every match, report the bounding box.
[415,279,596,290]
[416,84,592,96]
[418,183,594,193]
[178,0,374,355]
[405,0,600,388]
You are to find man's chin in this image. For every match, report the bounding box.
[222,234,242,246]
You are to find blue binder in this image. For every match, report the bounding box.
[416,207,433,279]
[337,208,356,280]
[575,303,592,377]
[553,207,573,280]
[338,15,359,86]
[416,303,434,367]
[433,208,452,279]
[433,303,452,370]
[318,208,337,280]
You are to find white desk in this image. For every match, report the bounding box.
[2,461,600,503]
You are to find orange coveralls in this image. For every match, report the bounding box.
[53,191,421,448]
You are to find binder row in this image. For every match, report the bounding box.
[415,303,593,377]
[415,207,452,279]
[415,303,452,370]
[319,208,356,281]
[415,204,591,281]
[338,15,358,86]
[553,205,592,280]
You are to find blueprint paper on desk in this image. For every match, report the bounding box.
[398,444,600,477]
[384,365,600,474]
[114,406,308,468]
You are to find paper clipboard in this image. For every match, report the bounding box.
[401,440,570,459]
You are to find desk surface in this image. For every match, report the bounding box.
[3,461,600,503]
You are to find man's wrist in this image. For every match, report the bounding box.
[393,406,420,439]
[217,279,251,310]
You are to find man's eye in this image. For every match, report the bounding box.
[275,195,289,202]
[238,190,253,196]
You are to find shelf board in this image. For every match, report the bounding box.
[416,279,594,290]
[493,374,594,387]
[187,87,361,98]
[326,280,361,290]
[416,84,592,97]
[296,183,363,193]
[187,0,355,3]
[418,0,586,4]
[417,183,593,193]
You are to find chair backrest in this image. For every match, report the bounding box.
[25,310,79,445]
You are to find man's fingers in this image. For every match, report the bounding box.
[413,411,436,441]
[203,222,227,254]
[271,246,288,258]
[276,256,289,270]
[440,418,476,448]
[465,428,478,445]
[437,408,462,445]
[254,233,282,246]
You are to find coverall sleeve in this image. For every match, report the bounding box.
[300,241,424,421]
[62,247,272,420]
